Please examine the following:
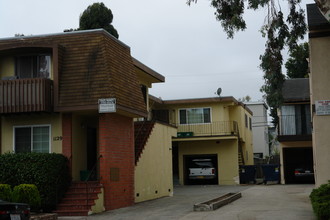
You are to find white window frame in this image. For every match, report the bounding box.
[13,124,51,153]
[178,107,212,125]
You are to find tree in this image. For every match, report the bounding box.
[238,95,251,102]
[285,42,309,79]
[186,0,319,126]
[79,2,119,39]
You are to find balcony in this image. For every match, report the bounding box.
[0,78,53,114]
[278,115,312,142]
[176,121,238,138]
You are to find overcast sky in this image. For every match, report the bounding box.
[0,0,314,101]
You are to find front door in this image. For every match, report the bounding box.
[87,127,97,180]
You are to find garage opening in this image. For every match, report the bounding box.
[283,147,314,184]
[184,154,218,185]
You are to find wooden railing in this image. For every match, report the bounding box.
[0,78,53,113]
[177,121,238,137]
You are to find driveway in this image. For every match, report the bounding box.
[59,184,316,220]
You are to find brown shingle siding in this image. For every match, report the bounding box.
[0,29,148,117]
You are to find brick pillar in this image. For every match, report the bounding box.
[62,113,73,171]
[99,113,135,210]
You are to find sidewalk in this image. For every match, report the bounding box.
[59,184,316,220]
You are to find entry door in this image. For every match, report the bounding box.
[87,127,97,179]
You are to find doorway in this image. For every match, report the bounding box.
[87,126,97,180]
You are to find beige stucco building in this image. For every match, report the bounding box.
[277,79,313,184]
[149,96,254,186]
[307,4,330,187]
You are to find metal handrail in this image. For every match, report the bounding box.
[176,121,238,136]
[84,155,102,208]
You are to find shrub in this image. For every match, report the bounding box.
[310,181,330,220]
[0,184,12,201]
[12,184,41,210]
[0,153,71,211]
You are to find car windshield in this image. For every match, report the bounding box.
[191,161,213,168]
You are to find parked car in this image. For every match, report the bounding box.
[294,168,314,182]
[0,200,30,220]
[189,159,216,179]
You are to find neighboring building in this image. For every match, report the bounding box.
[0,29,175,215]
[277,78,313,184]
[268,126,280,156]
[307,4,330,187]
[245,102,269,159]
[149,96,254,185]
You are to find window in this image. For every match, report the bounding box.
[245,114,248,128]
[16,55,51,79]
[280,104,311,135]
[14,125,50,153]
[249,117,252,130]
[179,108,211,124]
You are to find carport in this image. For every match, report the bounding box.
[183,154,219,185]
[283,147,314,184]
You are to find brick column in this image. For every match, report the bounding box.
[62,113,73,171]
[99,113,135,210]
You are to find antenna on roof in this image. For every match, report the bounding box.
[215,88,222,97]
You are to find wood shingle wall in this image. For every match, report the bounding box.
[0,29,147,117]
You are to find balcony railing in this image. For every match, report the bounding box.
[176,121,238,137]
[0,78,53,113]
[279,115,312,136]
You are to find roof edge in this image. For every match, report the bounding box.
[132,58,165,83]
[0,29,130,49]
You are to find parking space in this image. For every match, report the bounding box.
[65,184,316,220]
[283,147,315,184]
[184,154,218,185]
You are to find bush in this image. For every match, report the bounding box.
[0,184,12,201]
[0,153,71,211]
[12,184,41,210]
[310,181,330,220]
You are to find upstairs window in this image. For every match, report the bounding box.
[245,114,248,128]
[14,125,50,153]
[179,108,211,124]
[280,104,311,135]
[16,55,51,79]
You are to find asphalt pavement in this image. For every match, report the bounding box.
[59,184,316,220]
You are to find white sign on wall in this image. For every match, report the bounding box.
[315,100,330,115]
[98,98,116,113]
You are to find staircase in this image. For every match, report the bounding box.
[54,181,103,216]
[134,121,155,164]
[238,152,244,166]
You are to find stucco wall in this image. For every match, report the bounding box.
[1,113,62,154]
[310,37,330,186]
[178,139,239,185]
[168,102,230,125]
[0,56,14,78]
[246,103,269,158]
[134,123,176,203]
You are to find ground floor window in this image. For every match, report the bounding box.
[14,125,50,153]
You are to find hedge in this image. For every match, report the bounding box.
[12,184,41,210]
[310,181,330,220]
[0,184,12,201]
[0,153,71,211]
